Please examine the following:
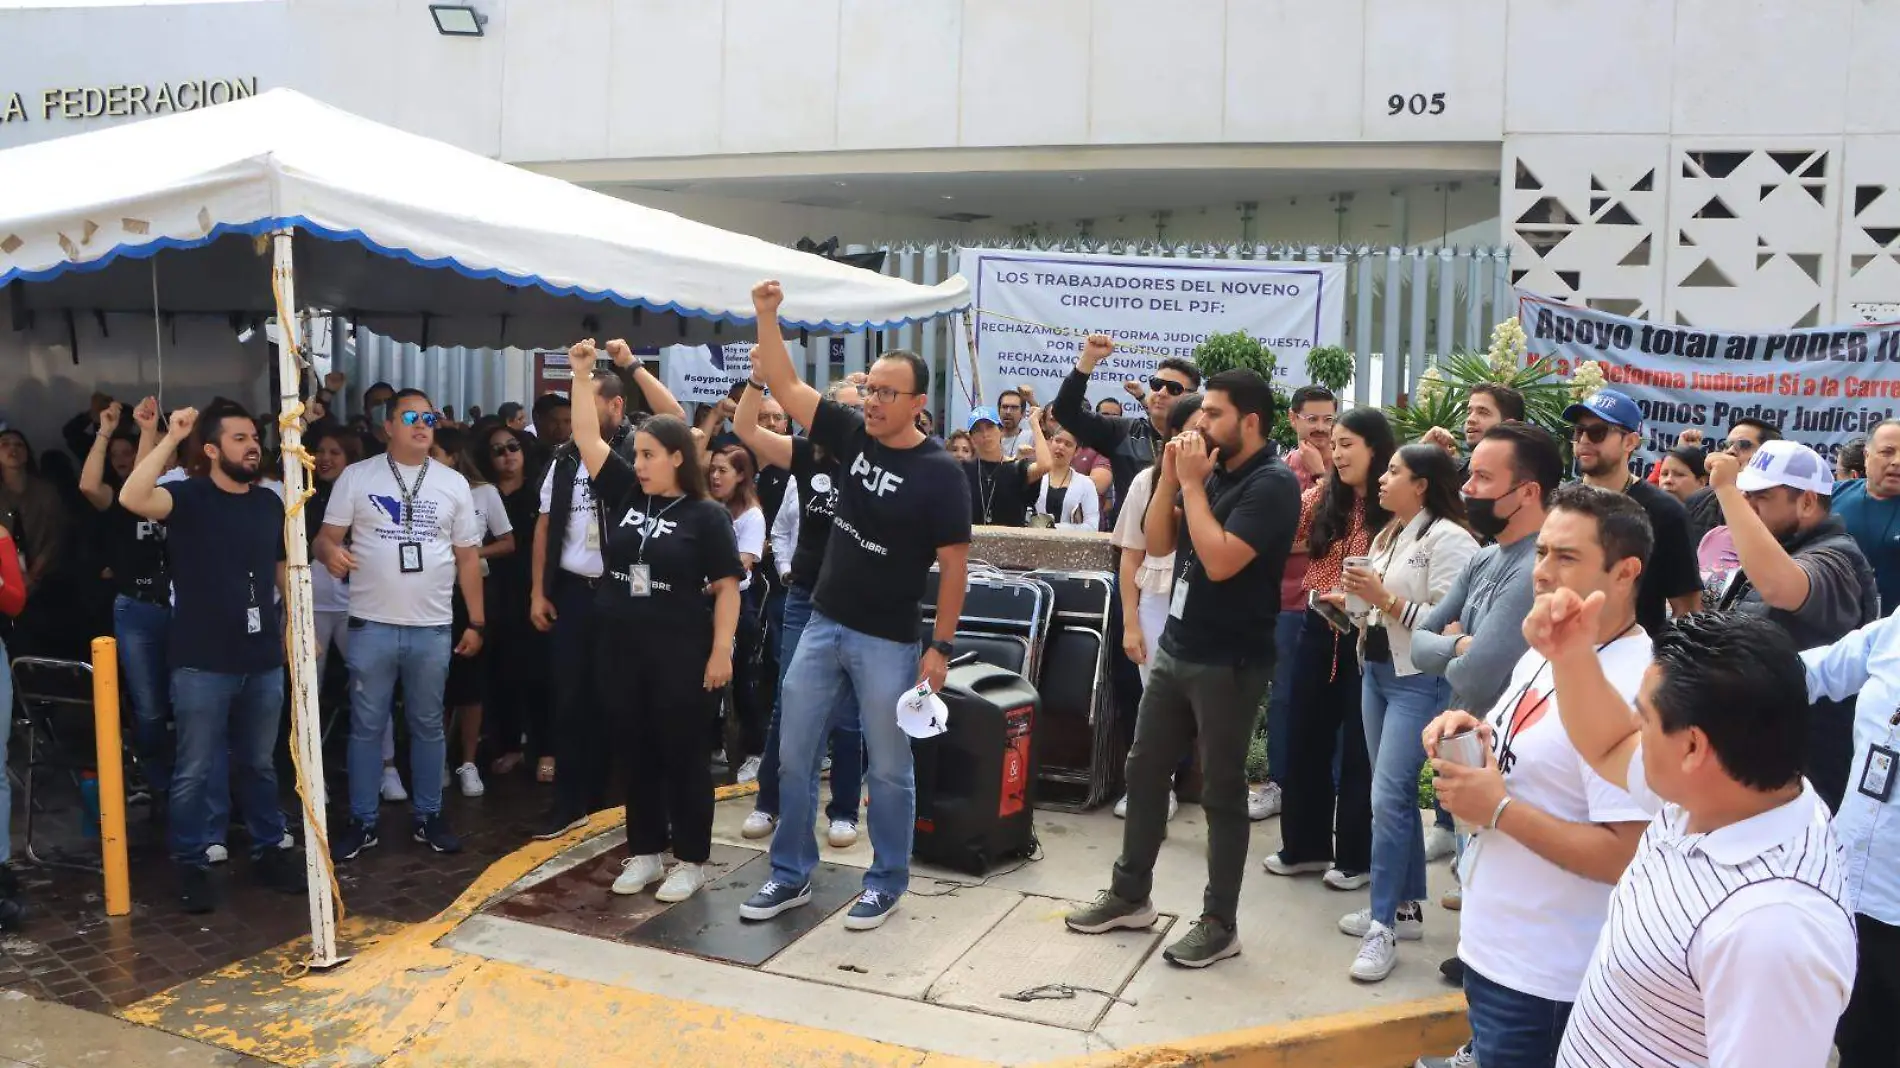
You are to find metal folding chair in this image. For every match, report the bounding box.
[10,656,107,872]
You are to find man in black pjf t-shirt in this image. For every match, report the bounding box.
[119,403,306,914]
[1065,369,1300,969]
[738,281,971,934]
[1563,389,1703,633]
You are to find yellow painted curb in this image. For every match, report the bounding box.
[1049,994,1469,1068]
[120,781,1468,1068]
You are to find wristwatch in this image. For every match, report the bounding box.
[928,639,955,657]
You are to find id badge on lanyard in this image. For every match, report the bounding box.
[628,564,652,597]
[1859,711,1900,803]
[245,570,262,634]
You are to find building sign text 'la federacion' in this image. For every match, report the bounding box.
[1,77,260,124]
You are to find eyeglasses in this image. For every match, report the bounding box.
[400,410,441,429]
[1727,439,1760,455]
[863,386,918,405]
[1148,377,1188,396]
[1294,412,1335,427]
[1569,422,1621,444]
[490,441,521,457]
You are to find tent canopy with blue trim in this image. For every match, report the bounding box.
[0,89,969,349]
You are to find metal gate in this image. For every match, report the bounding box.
[334,241,1515,420]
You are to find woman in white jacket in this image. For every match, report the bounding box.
[1336,442,1478,982]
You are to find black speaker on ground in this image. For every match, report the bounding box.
[912,659,1040,876]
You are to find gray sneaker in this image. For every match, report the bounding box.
[1416,1043,1479,1068]
[1161,916,1240,968]
[1064,890,1158,934]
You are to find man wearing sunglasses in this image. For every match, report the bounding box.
[316,390,488,863]
[1563,389,1702,635]
[1052,333,1202,525]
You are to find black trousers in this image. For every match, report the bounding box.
[732,583,768,757]
[1278,610,1372,872]
[594,628,715,864]
[1838,913,1900,1068]
[551,572,611,819]
[485,599,548,759]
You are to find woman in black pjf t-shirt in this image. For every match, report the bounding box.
[567,341,742,905]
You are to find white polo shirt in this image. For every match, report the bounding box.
[1558,759,1856,1068]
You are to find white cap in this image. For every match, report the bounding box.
[895,682,951,740]
[1735,439,1834,495]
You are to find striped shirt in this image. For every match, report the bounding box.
[1557,761,1857,1068]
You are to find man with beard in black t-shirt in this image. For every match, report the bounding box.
[738,281,971,933]
[119,403,307,913]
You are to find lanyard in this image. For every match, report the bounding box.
[386,456,429,538]
[977,460,1003,524]
[1497,619,1639,776]
[637,495,685,563]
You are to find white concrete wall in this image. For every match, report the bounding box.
[6,0,1900,326]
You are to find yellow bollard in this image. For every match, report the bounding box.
[90,636,131,917]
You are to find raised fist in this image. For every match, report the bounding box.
[1079,333,1114,373]
[166,407,199,441]
[752,280,784,318]
[568,338,599,375]
[133,396,160,432]
[97,401,123,435]
[605,338,635,368]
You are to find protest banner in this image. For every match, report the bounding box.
[1518,290,1900,468]
[951,248,1346,427]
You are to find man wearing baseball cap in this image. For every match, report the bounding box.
[1562,389,1703,634]
[1707,439,1878,810]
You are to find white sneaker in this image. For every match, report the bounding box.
[820,755,833,773]
[654,863,706,903]
[612,853,665,896]
[827,819,859,848]
[1350,922,1398,982]
[1424,824,1456,862]
[1416,1043,1478,1068]
[1111,791,1177,820]
[1339,902,1424,941]
[1247,783,1283,821]
[740,810,778,839]
[737,756,762,784]
[455,763,485,798]
[1324,868,1370,891]
[1261,852,1330,876]
[205,843,229,865]
[380,766,408,802]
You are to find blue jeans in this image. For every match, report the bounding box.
[114,596,173,796]
[1266,610,1302,785]
[346,621,451,826]
[768,611,916,897]
[1463,964,1573,1068]
[1362,661,1449,927]
[168,668,287,867]
[757,585,863,823]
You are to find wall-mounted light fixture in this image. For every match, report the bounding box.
[430,4,486,37]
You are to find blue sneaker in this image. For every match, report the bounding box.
[739,879,812,921]
[413,814,462,854]
[331,820,378,862]
[844,889,900,931]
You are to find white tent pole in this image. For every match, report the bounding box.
[272,227,345,970]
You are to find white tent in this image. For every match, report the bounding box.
[0,88,969,347]
[0,89,968,971]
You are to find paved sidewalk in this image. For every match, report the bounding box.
[0,988,267,1066]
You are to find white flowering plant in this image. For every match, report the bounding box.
[1382,316,1575,444]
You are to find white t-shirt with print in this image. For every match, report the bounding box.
[323,456,482,627]
[732,505,764,592]
[1456,632,1654,1003]
[469,481,513,575]
[539,459,603,578]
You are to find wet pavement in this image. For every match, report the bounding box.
[0,766,556,1014]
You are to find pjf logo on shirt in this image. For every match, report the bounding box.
[849,453,904,497]
[618,512,678,539]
